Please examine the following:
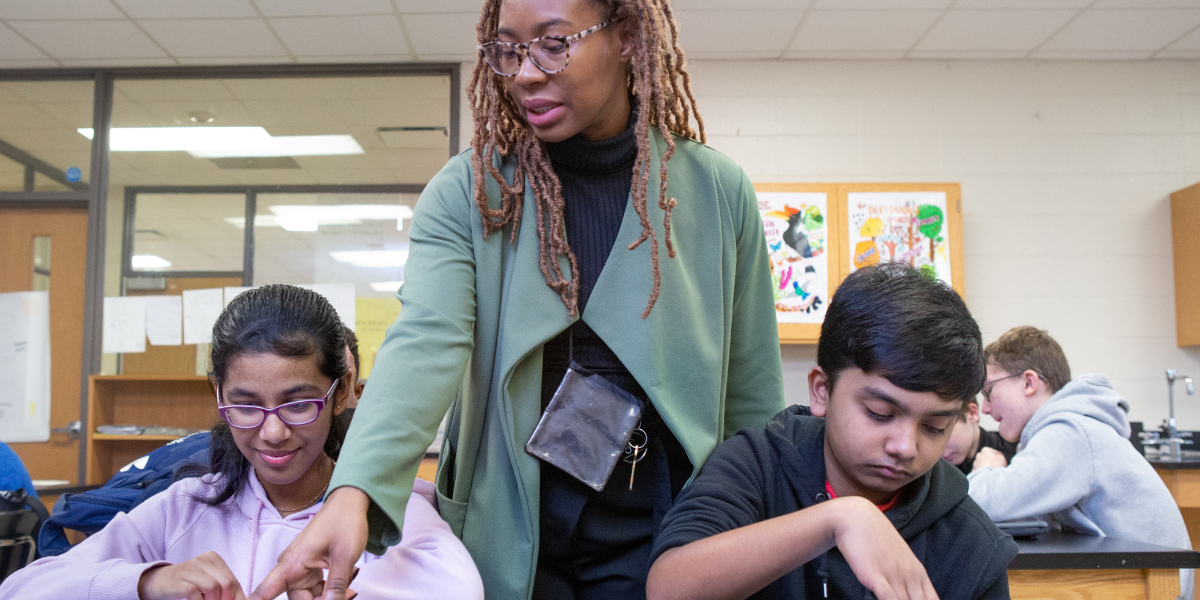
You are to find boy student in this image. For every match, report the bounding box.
[969,326,1192,598]
[646,264,1018,600]
[942,398,1017,475]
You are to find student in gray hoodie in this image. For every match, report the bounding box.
[969,325,1192,599]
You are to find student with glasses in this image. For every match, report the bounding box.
[0,285,483,600]
[254,1,785,599]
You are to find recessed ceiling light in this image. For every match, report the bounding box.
[77,128,364,158]
[269,204,414,231]
[132,255,171,268]
[329,250,408,268]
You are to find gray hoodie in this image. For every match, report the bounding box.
[968,373,1192,598]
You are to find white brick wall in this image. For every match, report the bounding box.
[458,58,1200,429]
[688,59,1200,430]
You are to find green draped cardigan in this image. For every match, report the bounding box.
[330,131,785,600]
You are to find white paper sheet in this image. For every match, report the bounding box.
[0,291,51,443]
[145,295,183,346]
[102,296,147,354]
[223,286,252,307]
[312,283,356,331]
[183,288,224,345]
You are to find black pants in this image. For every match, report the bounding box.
[534,323,690,600]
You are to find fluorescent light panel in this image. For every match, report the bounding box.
[329,250,408,268]
[132,255,171,268]
[370,281,403,292]
[77,127,364,158]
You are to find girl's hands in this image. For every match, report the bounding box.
[138,551,246,600]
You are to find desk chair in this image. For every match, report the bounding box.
[0,508,39,584]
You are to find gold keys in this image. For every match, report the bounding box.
[624,427,648,491]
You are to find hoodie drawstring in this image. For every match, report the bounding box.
[248,499,263,592]
[814,491,830,598]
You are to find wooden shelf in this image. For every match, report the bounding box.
[86,375,217,484]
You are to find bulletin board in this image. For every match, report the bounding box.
[756,182,963,344]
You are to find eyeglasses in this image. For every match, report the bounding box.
[478,19,617,77]
[981,373,1036,401]
[216,380,336,429]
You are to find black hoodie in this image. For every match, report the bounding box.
[652,406,1018,599]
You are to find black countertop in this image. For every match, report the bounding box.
[1009,532,1200,570]
[1147,457,1200,470]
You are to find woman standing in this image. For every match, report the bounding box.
[253,1,784,598]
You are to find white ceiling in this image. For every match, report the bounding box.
[1,0,1199,68]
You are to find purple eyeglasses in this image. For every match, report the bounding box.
[216,380,336,429]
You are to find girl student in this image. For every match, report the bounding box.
[0,285,483,600]
[254,0,786,598]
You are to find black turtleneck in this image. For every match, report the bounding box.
[545,110,637,312]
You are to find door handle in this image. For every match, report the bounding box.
[51,421,82,440]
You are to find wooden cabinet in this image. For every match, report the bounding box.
[86,375,216,485]
[1171,182,1200,347]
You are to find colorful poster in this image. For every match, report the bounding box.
[758,192,828,324]
[846,191,951,286]
[355,296,402,380]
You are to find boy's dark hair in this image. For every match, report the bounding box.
[342,324,360,373]
[180,284,351,505]
[817,263,985,402]
[984,326,1071,394]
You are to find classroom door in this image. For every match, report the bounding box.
[0,207,89,486]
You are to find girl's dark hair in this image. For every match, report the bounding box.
[817,263,985,403]
[178,284,351,505]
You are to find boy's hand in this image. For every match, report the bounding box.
[972,447,1008,471]
[138,551,247,600]
[830,497,939,600]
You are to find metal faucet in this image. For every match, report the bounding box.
[1147,369,1196,460]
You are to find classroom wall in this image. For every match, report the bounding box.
[684,59,1200,429]
[458,59,1200,428]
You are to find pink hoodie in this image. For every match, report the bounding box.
[0,470,483,600]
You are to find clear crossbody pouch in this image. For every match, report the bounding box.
[525,361,644,491]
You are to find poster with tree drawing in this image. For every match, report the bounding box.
[759,192,829,324]
[846,191,952,287]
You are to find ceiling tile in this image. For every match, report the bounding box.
[114,0,258,19]
[176,56,295,65]
[0,59,59,68]
[393,0,485,12]
[10,20,167,59]
[1092,0,1200,7]
[0,23,49,60]
[270,15,410,56]
[810,0,954,8]
[58,57,178,67]
[784,50,907,59]
[403,13,478,57]
[674,0,814,8]
[907,50,1030,58]
[253,0,393,17]
[916,10,1077,51]
[0,0,124,20]
[116,79,236,102]
[953,0,1089,6]
[1165,24,1200,49]
[294,54,414,63]
[675,10,804,56]
[140,18,288,57]
[791,10,939,51]
[1041,9,1200,51]
[1029,50,1157,59]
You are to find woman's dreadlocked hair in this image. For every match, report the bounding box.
[467,0,704,318]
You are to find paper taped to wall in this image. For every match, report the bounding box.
[145,295,182,346]
[103,296,147,354]
[183,288,223,345]
[0,291,51,443]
